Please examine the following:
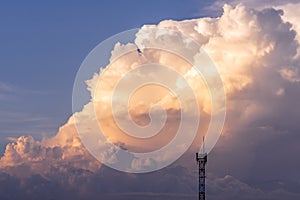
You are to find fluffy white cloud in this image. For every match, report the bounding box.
[2,2,299,171]
[0,116,100,177]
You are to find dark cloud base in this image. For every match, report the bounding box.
[0,157,300,200]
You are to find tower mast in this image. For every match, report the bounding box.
[196,137,207,200]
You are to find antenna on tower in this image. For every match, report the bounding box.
[202,136,205,154]
[196,136,207,200]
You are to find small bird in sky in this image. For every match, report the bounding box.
[137,48,143,56]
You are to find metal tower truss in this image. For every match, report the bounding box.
[196,152,207,200]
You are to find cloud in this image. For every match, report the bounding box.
[277,2,300,59]
[0,2,300,199]
[207,0,300,12]
[206,174,300,200]
[0,82,59,137]
[0,116,101,178]
[0,165,298,200]
[0,82,14,92]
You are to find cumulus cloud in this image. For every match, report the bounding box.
[0,2,300,199]
[208,0,300,12]
[0,116,101,178]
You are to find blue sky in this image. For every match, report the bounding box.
[0,0,217,145]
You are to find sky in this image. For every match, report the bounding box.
[0,0,300,200]
[0,0,213,147]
